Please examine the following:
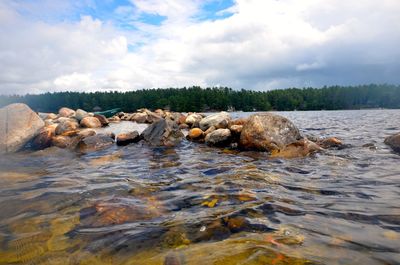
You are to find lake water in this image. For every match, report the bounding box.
[0,110,399,265]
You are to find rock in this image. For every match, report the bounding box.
[205,129,231,146]
[270,138,322,158]
[204,125,216,135]
[31,125,56,150]
[52,135,74,149]
[145,111,162,123]
[154,109,164,117]
[0,103,45,153]
[45,113,58,120]
[77,129,96,138]
[185,113,203,127]
[188,128,204,140]
[384,133,400,153]
[55,120,79,136]
[199,112,231,131]
[131,112,147,123]
[80,117,102,128]
[77,134,114,153]
[178,115,187,125]
[179,123,189,130]
[44,119,54,126]
[239,113,302,152]
[75,109,89,121]
[108,116,121,123]
[230,118,248,126]
[116,131,141,146]
[317,137,343,149]
[229,125,243,135]
[141,118,184,147]
[94,114,109,127]
[58,107,75,118]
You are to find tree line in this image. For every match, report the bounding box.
[0,84,399,113]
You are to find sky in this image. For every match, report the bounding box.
[0,0,399,95]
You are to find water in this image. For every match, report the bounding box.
[0,110,399,265]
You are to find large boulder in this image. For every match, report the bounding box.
[141,119,184,147]
[80,117,102,128]
[199,112,231,131]
[77,134,114,153]
[0,103,45,153]
[384,133,400,153]
[58,107,75,118]
[239,113,302,152]
[205,129,232,146]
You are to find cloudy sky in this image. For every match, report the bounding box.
[0,0,399,94]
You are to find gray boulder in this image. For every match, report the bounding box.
[141,118,184,146]
[199,112,231,131]
[0,103,44,153]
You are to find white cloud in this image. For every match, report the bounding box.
[0,0,399,94]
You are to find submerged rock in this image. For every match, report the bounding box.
[80,117,102,128]
[271,138,322,158]
[77,134,114,153]
[317,137,343,149]
[116,131,141,146]
[205,129,231,146]
[384,133,400,153]
[58,107,75,118]
[239,113,302,152]
[141,119,184,147]
[199,112,231,131]
[0,103,45,153]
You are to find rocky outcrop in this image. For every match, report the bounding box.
[141,119,184,146]
[199,112,231,131]
[384,133,400,153]
[58,107,75,118]
[239,113,302,152]
[116,131,141,146]
[205,129,231,146]
[80,117,102,128]
[0,103,45,153]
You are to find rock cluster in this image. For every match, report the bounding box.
[0,104,346,158]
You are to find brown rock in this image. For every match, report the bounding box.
[384,133,400,153]
[239,113,302,152]
[94,114,109,127]
[108,116,121,123]
[77,129,96,138]
[204,125,216,135]
[178,115,187,125]
[188,128,204,140]
[52,135,73,149]
[80,117,102,128]
[179,123,189,130]
[185,113,203,127]
[45,113,58,120]
[317,137,343,149]
[55,120,79,136]
[229,125,243,135]
[0,103,45,153]
[116,131,141,146]
[131,112,147,123]
[31,125,56,150]
[230,118,248,126]
[58,107,75,117]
